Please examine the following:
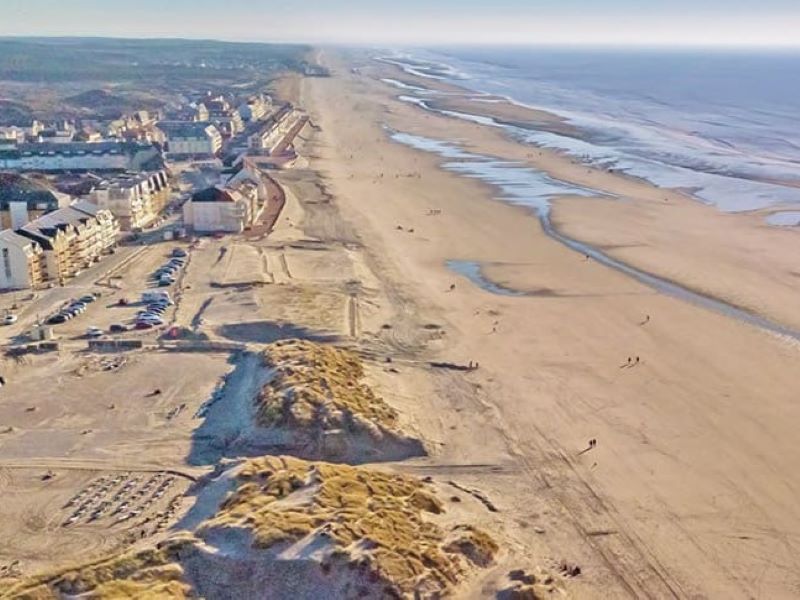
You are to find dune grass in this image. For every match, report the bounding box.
[201,455,497,596]
[2,546,193,599]
[258,339,400,432]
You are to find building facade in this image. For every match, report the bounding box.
[183,165,266,233]
[0,229,46,290]
[238,93,271,122]
[0,141,161,172]
[13,201,119,286]
[157,122,222,158]
[88,170,170,230]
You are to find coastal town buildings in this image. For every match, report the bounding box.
[238,93,271,122]
[157,121,222,158]
[107,110,166,145]
[36,121,77,144]
[182,164,267,233]
[87,170,170,230]
[2,200,120,288]
[248,106,307,156]
[0,121,44,145]
[0,173,71,229]
[203,96,245,136]
[0,141,161,172]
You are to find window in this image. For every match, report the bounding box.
[2,248,12,280]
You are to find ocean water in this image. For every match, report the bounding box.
[390,130,800,342]
[381,47,800,215]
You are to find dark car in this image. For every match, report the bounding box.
[134,321,154,330]
[109,323,128,333]
[172,248,187,258]
[47,314,68,324]
[79,295,96,304]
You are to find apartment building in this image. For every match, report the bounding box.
[14,201,118,285]
[158,121,223,158]
[238,93,272,122]
[247,105,304,155]
[0,141,161,172]
[88,170,170,230]
[0,229,46,290]
[182,164,266,233]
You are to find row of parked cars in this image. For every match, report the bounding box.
[47,293,101,325]
[133,290,174,329]
[152,248,187,287]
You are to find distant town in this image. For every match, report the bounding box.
[0,89,308,293]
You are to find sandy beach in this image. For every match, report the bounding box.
[290,49,800,598]
[3,43,800,598]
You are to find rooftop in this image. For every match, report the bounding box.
[0,140,153,160]
[191,186,235,203]
[157,121,217,139]
[0,228,40,249]
[0,172,65,211]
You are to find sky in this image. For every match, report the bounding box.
[2,0,799,47]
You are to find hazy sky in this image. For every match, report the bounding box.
[3,0,799,47]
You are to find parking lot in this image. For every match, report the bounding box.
[0,240,196,346]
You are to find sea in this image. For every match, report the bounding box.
[379,47,800,220]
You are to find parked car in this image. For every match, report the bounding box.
[86,326,103,338]
[142,291,172,304]
[146,306,166,314]
[172,248,187,258]
[2,314,17,325]
[109,323,128,333]
[158,278,174,287]
[134,321,154,330]
[138,315,164,326]
[79,295,97,304]
[47,314,68,324]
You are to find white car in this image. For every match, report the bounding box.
[2,314,17,325]
[86,326,104,338]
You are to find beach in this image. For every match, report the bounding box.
[293,48,800,598]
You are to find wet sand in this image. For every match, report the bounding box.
[297,48,800,598]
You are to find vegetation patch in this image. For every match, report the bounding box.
[1,544,195,599]
[199,455,498,597]
[256,339,423,461]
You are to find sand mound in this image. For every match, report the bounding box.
[187,455,497,598]
[1,544,194,599]
[255,339,424,462]
[6,457,497,599]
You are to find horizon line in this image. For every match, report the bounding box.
[1,34,799,51]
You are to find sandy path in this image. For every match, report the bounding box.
[297,50,800,598]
